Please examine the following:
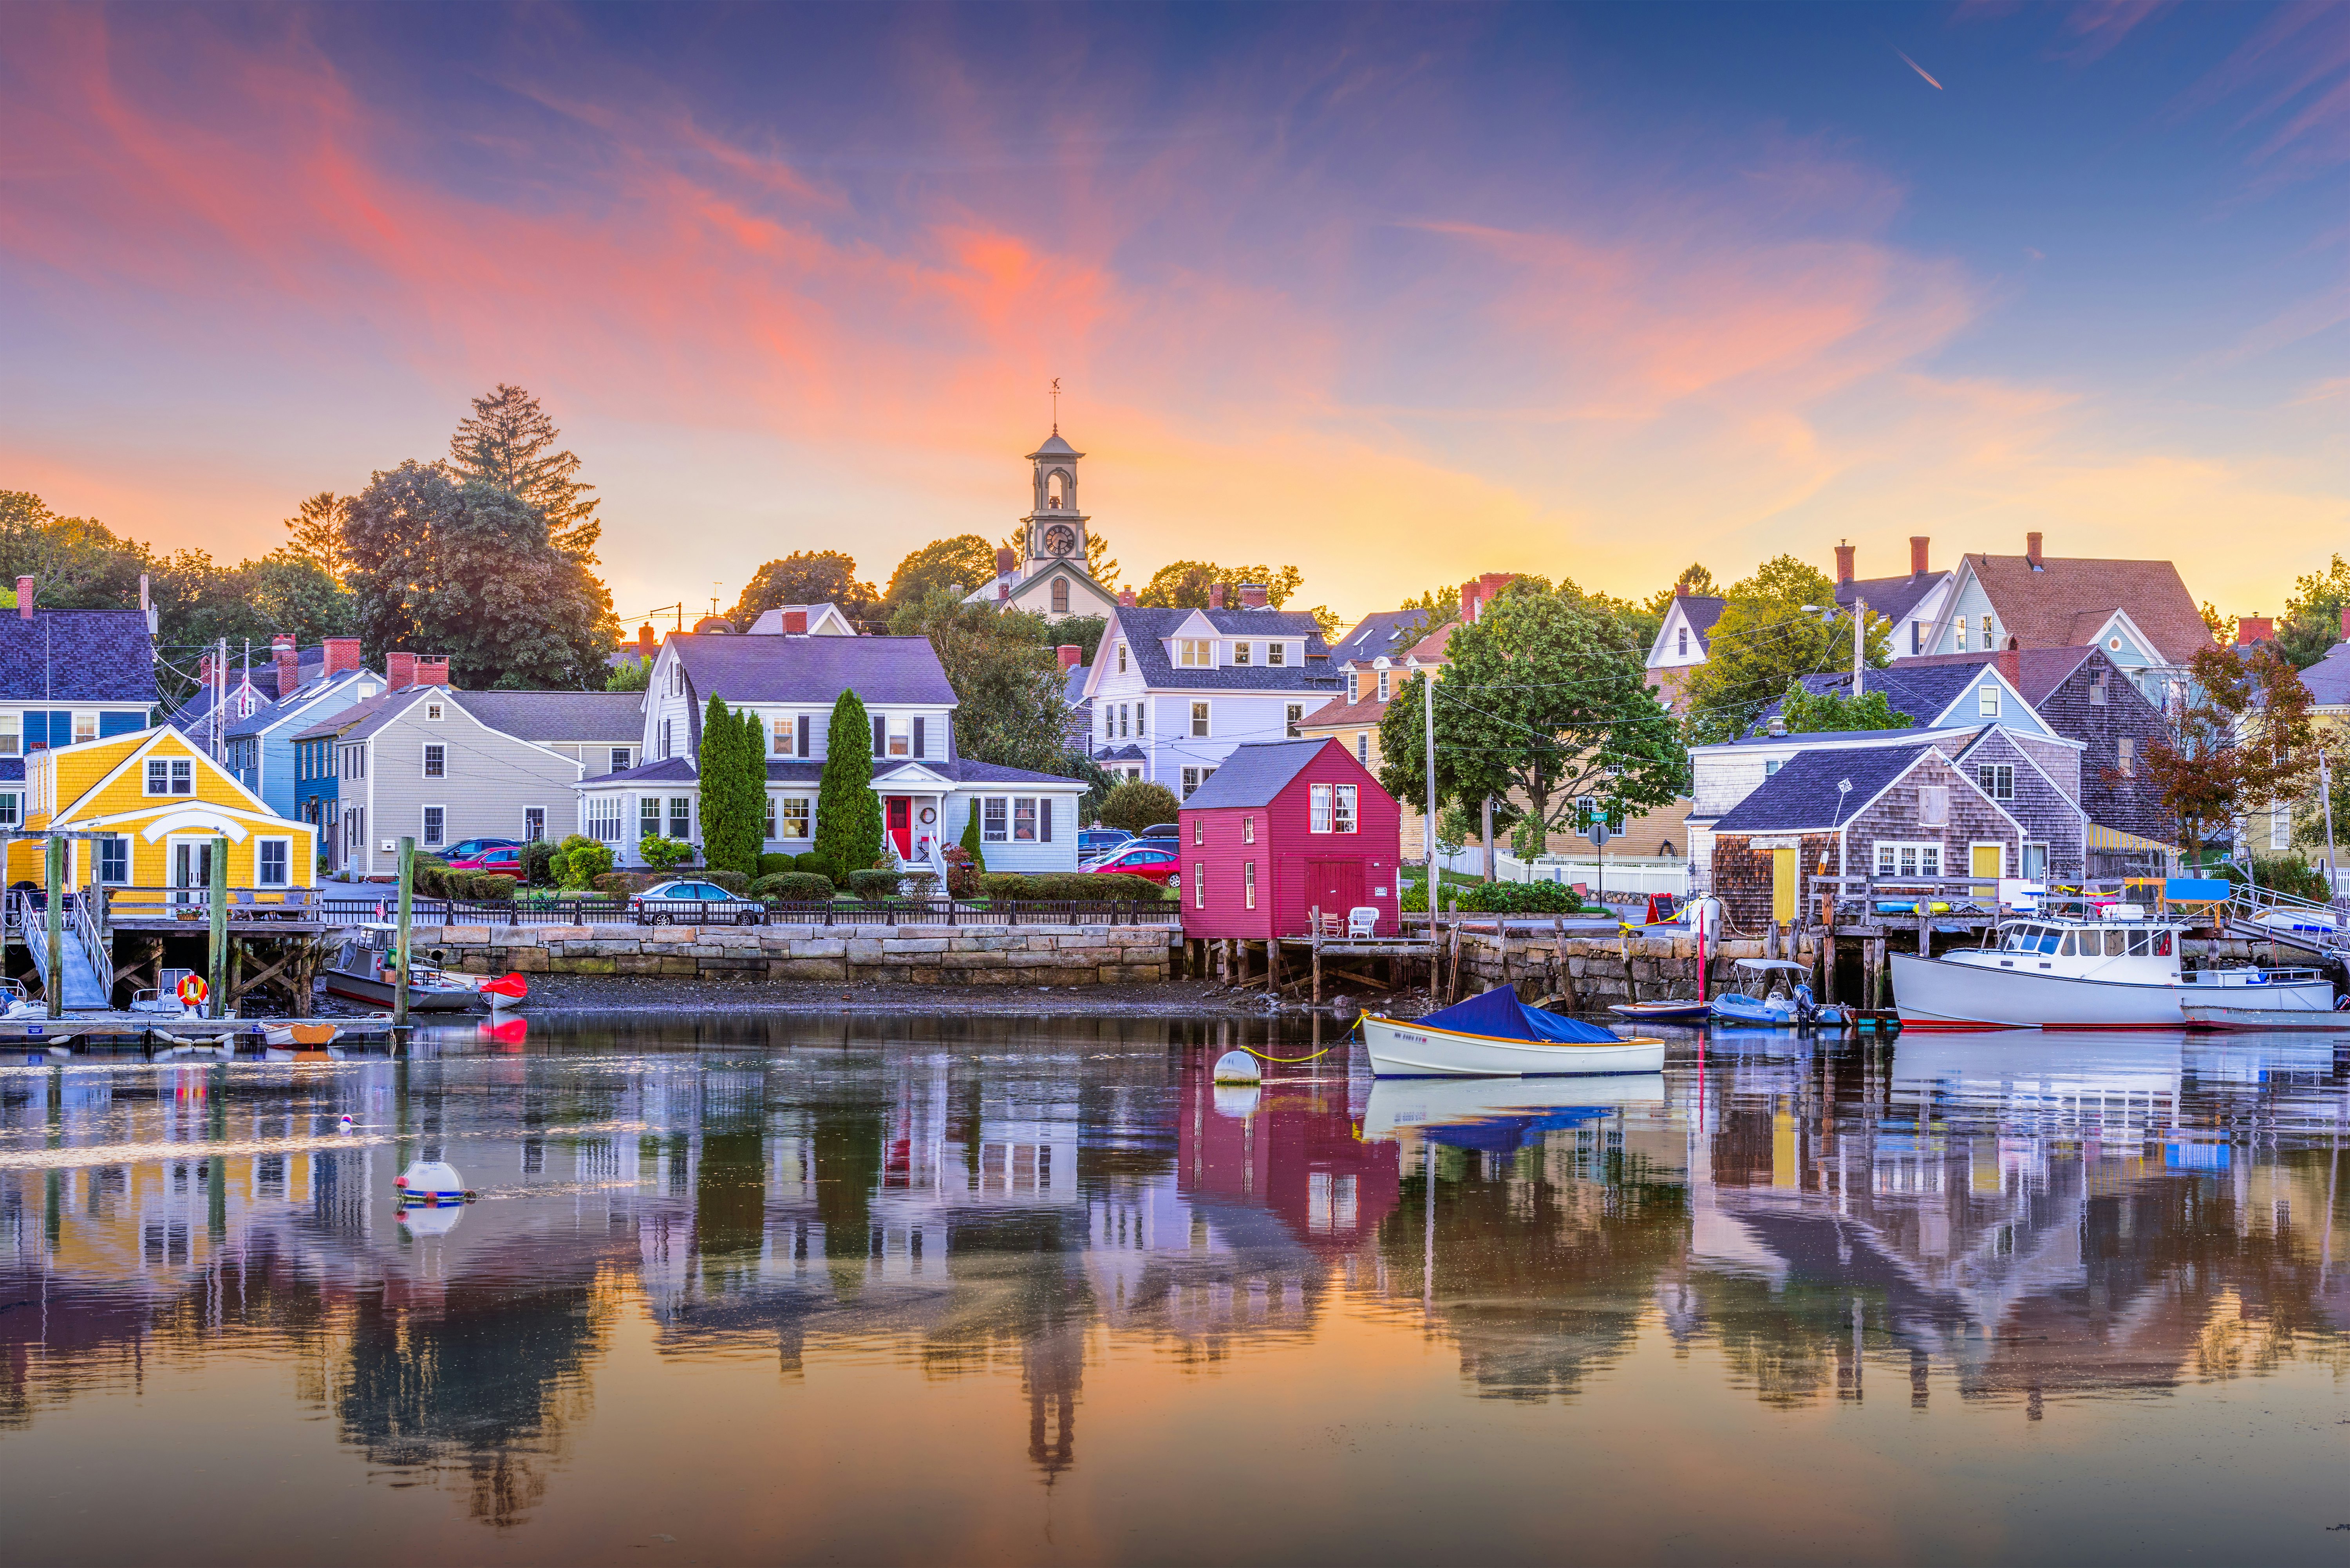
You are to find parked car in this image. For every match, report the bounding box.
[628,878,766,925]
[441,837,521,862]
[1077,827,1133,862]
[446,846,524,875]
[1137,823,1180,841]
[1082,842,1180,888]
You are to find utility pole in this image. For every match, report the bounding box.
[1852,598,1866,700]
[1424,670,1439,979]
[1480,796,1495,883]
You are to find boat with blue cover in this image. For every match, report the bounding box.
[1363,985,1666,1078]
[1710,958,1844,1028]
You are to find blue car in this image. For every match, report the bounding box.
[1077,828,1133,862]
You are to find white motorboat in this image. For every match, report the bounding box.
[1363,985,1665,1077]
[1891,908,2337,1030]
[1709,958,1846,1029]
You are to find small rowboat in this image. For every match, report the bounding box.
[2182,1001,2350,1032]
[262,1022,342,1048]
[1608,999,1715,1024]
[1365,985,1665,1078]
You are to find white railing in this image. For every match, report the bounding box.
[1429,846,1691,897]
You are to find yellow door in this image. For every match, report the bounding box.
[1771,847,1798,924]
[1972,844,2003,882]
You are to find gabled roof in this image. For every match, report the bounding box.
[1668,595,1728,650]
[1741,665,1980,739]
[452,691,644,744]
[1177,739,1336,810]
[1298,690,1388,729]
[1061,663,1090,705]
[670,633,956,707]
[2303,641,2350,707]
[744,602,855,636]
[1835,573,1945,625]
[1331,610,1431,665]
[0,610,156,704]
[1714,744,1935,833]
[1886,647,2098,708]
[289,692,403,744]
[1094,607,1338,695]
[1955,552,2212,665]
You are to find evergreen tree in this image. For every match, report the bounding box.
[446,383,603,559]
[282,492,349,582]
[698,696,765,878]
[960,798,986,874]
[814,689,883,880]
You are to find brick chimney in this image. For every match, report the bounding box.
[15,575,31,620]
[272,633,299,697]
[1209,583,1228,610]
[1673,581,1688,599]
[2236,616,2274,647]
[2026,531,2044,570]
[415,656,450,687]
[322,637,362,677]
[197,650,213,687]
[636,623,656,658]
[783,609,808,635]
[1118,587,1137,607]
[1910,536,1930,576]
[387,651,417,688]
[2340,605,2350,644]
[1238,582,1268,609]
[997,581,1010,603]
[995,546,1017,577]
[1996,646,2020,692]
[1056,644,1082,670]
[1460,579,1478,622]
[1834,541,1855,585]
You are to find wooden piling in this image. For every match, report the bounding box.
[206,834,228,1019]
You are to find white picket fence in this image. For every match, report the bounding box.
[1432,845,1690,898]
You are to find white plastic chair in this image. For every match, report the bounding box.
[1347,906,1379,939]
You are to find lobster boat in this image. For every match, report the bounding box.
[1364,985,1665,1078]
[322,924,528,1014]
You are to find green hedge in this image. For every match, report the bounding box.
[972,871,1166,902]
[1404,879,1582,914]
[756,871,835,900]
[758,853,798,878]
[592,871,660,898]
[794,851,830,876]
[846,868,902,900]
[701,870,751,895]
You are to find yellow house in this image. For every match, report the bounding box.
[7,726,318,892]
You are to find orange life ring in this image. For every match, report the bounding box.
[176,974,208,1007]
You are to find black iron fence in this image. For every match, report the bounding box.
[318,895,1181,929]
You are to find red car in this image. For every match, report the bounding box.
[1083,841,1180,887]
[446,845,525,875]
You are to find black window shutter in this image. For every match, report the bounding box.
[913,717,926,757]
[1040,798,1052,842]
[873,715,886,756]
[797,714,811,757]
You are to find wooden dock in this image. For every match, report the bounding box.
[0,1013,407,1050]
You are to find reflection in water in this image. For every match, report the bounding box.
[4,1017,2350,1555]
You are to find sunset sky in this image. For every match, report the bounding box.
[4,1,2346,626]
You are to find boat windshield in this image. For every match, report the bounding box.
[1999,923,2170,957]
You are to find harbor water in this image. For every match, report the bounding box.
[6,1014,2350,1563]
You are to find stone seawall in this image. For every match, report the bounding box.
[410,923,1176,985]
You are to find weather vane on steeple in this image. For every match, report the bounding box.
[1050,377,1061,435]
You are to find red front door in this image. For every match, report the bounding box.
[1305,858,1365,921]
[886,796,913,859]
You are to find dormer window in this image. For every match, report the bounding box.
[1117,641,1129,674]
[1233,641,1251,666]
[1267,642,1286,667]
[1377,670,1390,703]
[1179,639,1212,667]
[1677,629,1688,658]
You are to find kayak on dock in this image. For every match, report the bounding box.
[1364,985,1665,1078]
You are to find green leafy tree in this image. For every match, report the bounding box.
[1676,556,1889,744]
[697,695,765,878]
[550,834,615,889]
[0,491,151,609]
[1049,614,1108,665]
[960,798,987,874]
[1378,580,1686,854]
[2145,642,2320,865]
[605,657,650,692]
[639,835,696,872]
[1096,779,1179,834]
[1775,681,1915,733]
[814,690,884,880]
[889,587,1076,773]
[2279,554,2350,670]
[1060,750,1119,825]
[729,551,877,630]
[446,383,603,559]
[1136,560,1304,610]
[884,535,999,612]
[343,461,617,689]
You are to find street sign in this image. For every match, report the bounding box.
[1585,821,1612,850]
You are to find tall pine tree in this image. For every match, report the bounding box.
[446,383,603,559]
[698,695,765,878]
[814,690,883,881]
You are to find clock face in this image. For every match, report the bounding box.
[1043,524,1078,557]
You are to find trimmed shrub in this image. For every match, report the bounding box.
[639,834,695,872]
[701,869,751,896]
[1421,880,1584,915]
[978,872,1032,900]
[759,871,835,901]
[899,869,940,900]
[941,844,979,898]
[521,840,557,885]
[1057,872,1164,902]
[758,853,797,878]
[846,868,902,901]
[794,851,829,875]
[1097,779,1180,834]
[551,835,615,891]
[593,871,659,898]
[960,798,987,874]
[469,873,519,902]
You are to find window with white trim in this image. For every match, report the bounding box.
[1179,639,1212,667]
[425,701,444,721]
[2273,811,2292,851]
[1310,783,1358,833]
[610,746,633,772]
[1377,670,1390,703]
[1116,641,1128,674]
[1356,733,1368,764]
[1194,863,1205,907]
[1233,640,1251,666]
[1976,763,2013,801]
[0,713,17,755]
[72,711,96,744]
[668,797,692,839]
[1191,701,1210,737]
[1285,703,1303,739]
[422,743,446,779]
[256,839,291,887]
[98,835,128,884]
[1181,767,1201,798]
[1243,815,1255,844]
[1193,817,1203,845]
[1244,860,1256,910]
[0,792,18,827]
[2117,736,2135,777]
[983,797,1008,841]
[146,759,194,796]
[1677,629,1688,658]
[588,797,625,843]
[1874,841,1943,878]
[1977,684,2000,718]
[1267,642,1286,667]
[1135,703,1145,736]
[775,797,810,839]
[774,717,797,756]
[639,797,661,839]
[421,806,445,847]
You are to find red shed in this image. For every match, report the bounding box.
[1177,738,1403,940]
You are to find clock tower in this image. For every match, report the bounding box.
[1022,432,1088,573]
